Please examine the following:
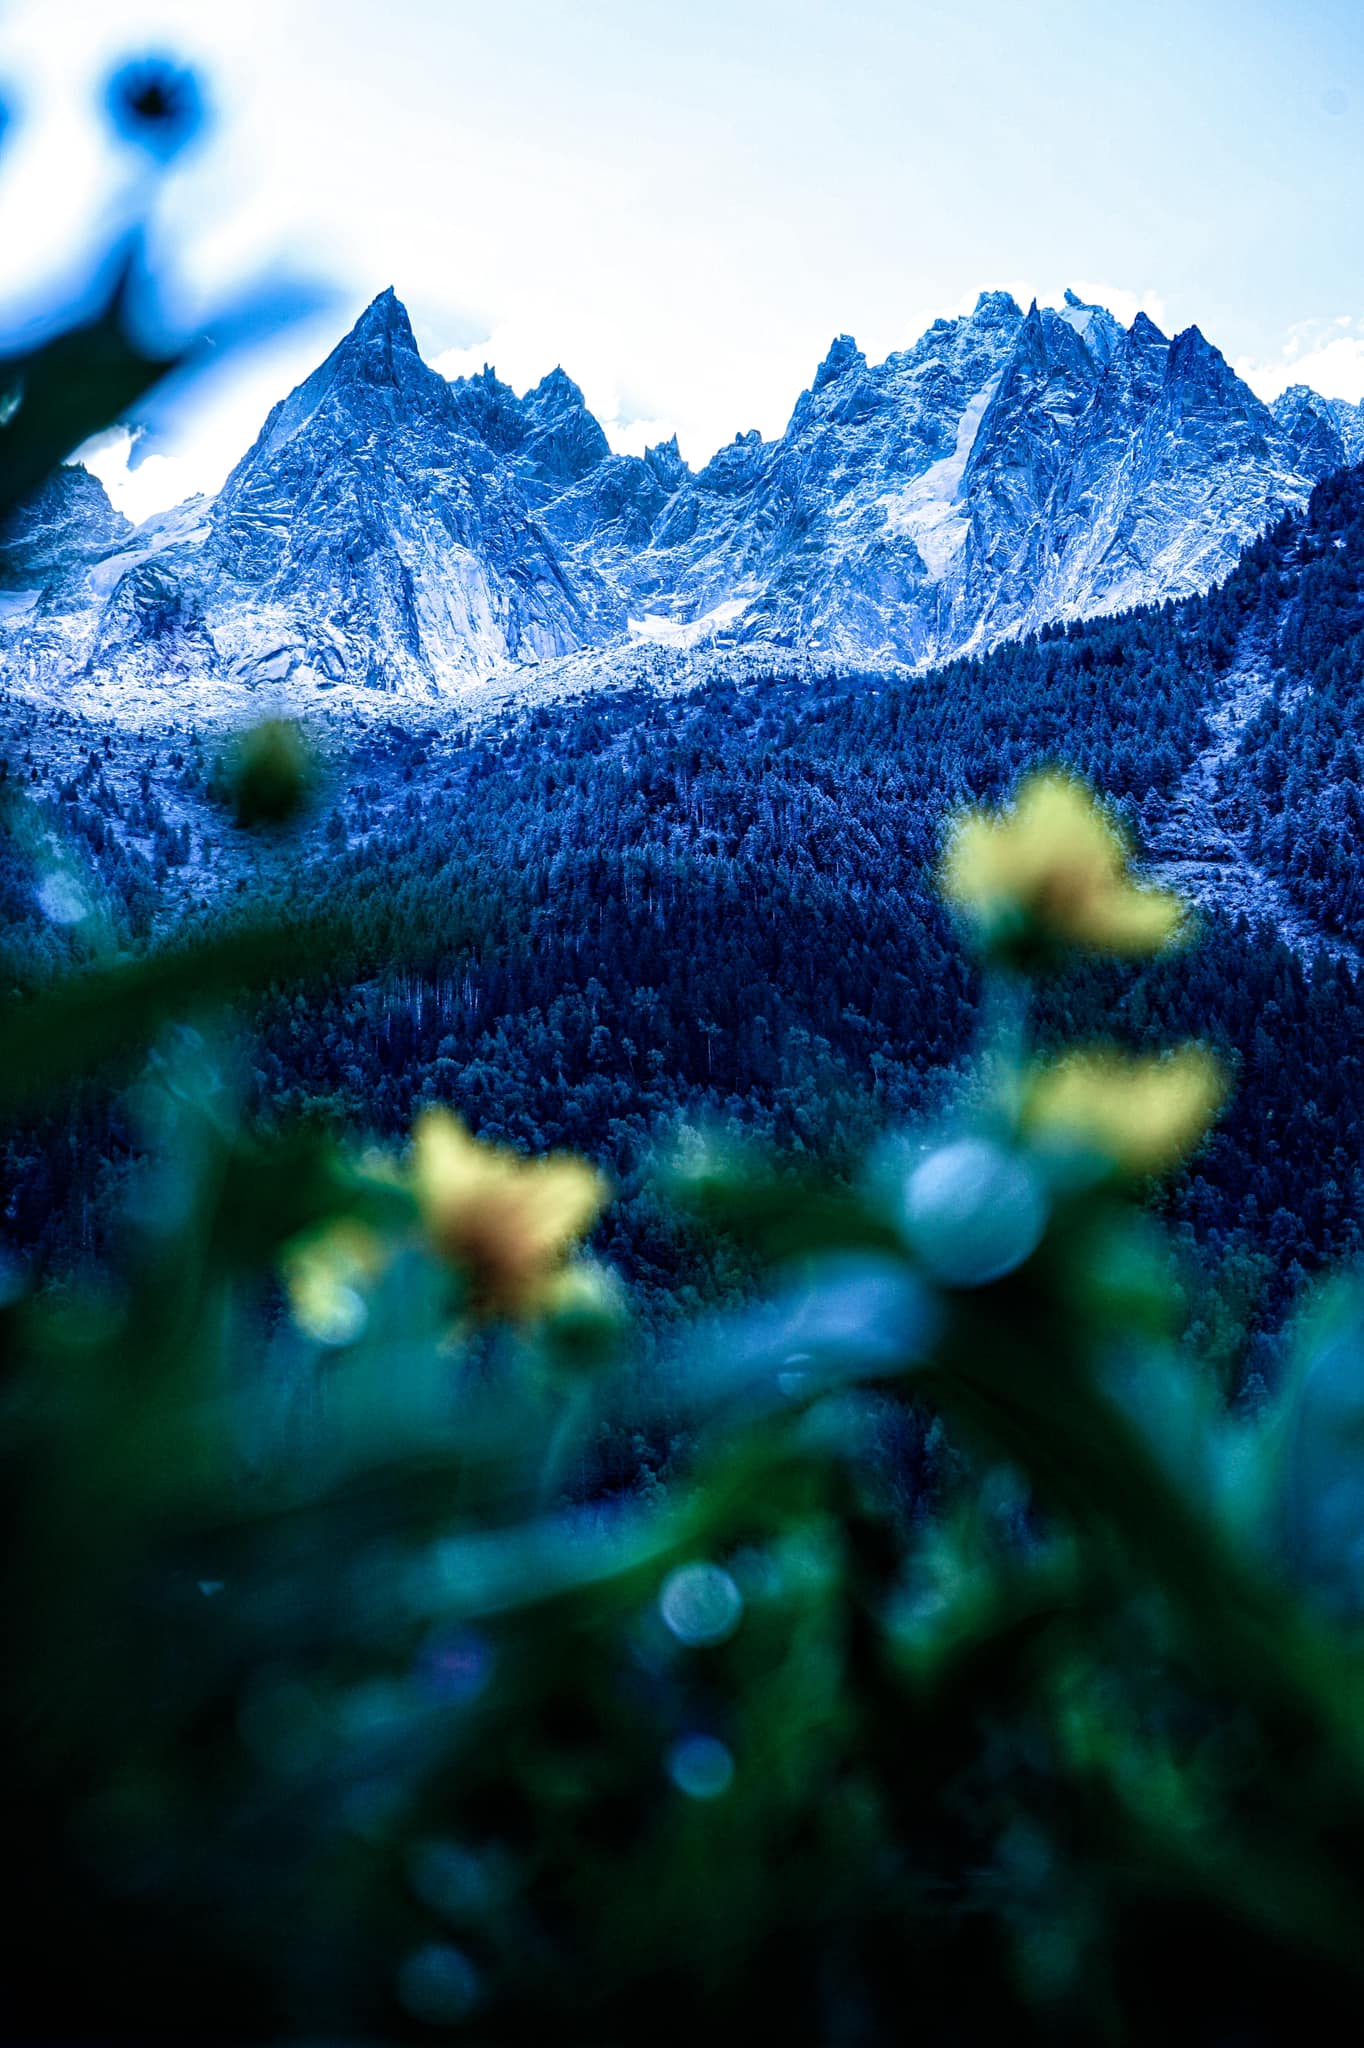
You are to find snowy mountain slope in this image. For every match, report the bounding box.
[0,285,1354,704]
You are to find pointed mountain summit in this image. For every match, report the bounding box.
[303,284,422,376]
[814,335,865,392]
[352,283,416,339]
[136,286,599,690]
[1164,324,1258,411]
[219,288,435,487]
[969,289,1023,326]
[1057,289,1124,365]
[514,368,611,490]
[1035,312,1336,626]
[645,435,689,491]
[524,366,589,414]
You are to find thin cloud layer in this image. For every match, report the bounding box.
[1238,317,1364,405]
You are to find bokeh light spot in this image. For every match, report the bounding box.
[667,1732,735,1799]
[659,1562,744,1646]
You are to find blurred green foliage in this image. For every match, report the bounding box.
[215,716,320,830]
[8,754,1364,2045]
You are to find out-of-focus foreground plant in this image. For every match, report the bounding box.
[7,758,1364,2047]
[7,73,1364,2047]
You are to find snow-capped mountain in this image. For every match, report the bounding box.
[0,285,1356,699]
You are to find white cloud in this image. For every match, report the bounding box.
[80,427,201,521]
[1236,318,1364,404]
[607,416,678,459]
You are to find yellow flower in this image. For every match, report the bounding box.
[1022,1045,1224,1176]
[411,1109,608,1319]
[281,1219,387,1346]
[942,772,1183,958]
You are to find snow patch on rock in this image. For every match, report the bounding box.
[881,375,1000,577]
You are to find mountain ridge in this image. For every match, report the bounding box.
[1,285,1360,703]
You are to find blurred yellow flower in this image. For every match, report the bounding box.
[942,772,1183,958]
[281,1219,387,1346]
[1022,1045,1224,1176]
[412,1109,608,1318]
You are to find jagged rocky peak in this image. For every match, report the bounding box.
[307,284,428,398]
[1056,288,1125,365]
[1161,323,1267,422]
[813,334,866,391]
[444,362,532,452]
[1085,308,1171,412]
[524,365,589,416]
[1006,298,1099,378]
[1166,323,1244,388]
[1160,330,1337,475]
[1127,309,1170,348]
[350,283,419,345]
[1274,385,1350,475]
[172,282,602,690]
[644,434,689,490]
[516,367,610,487]
[695,426,769,496]
[884,291,1023,398]
[783,334,878,437]
[969,288,1023,327]
[965,300,1100,475]
[443,359,610,491]
[218,285,440,495]
[1277,382,1337,426]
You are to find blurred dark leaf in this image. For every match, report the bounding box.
[0,244,185,519]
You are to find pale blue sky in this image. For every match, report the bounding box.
[0,0,1361,516]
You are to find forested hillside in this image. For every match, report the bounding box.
[6,462,1364,1374]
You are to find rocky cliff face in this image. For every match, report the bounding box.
[0,463,132,587]
[0,286,1352,701]
[1328,395,1364,466]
